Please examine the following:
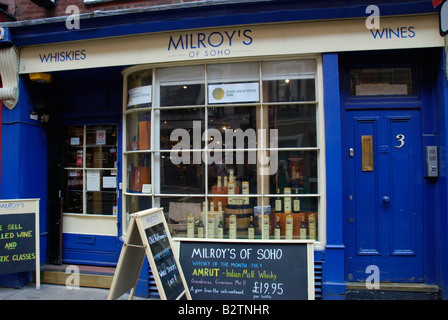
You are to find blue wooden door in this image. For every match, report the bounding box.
[346,109,423,282]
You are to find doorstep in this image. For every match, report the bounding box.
[37,264,116,289]
[345,282,441,300]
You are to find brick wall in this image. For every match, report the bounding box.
[13,0,203,21]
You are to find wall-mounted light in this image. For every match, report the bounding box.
[29,73,52,83]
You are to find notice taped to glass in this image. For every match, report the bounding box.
[179,239,314,300]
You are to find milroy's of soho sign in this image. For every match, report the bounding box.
[167,29,253,59]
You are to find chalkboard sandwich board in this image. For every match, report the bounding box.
[108,208,191,300]
[0,199,40,290]
[178,239,314,300]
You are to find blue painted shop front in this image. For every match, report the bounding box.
[0,1,447,299]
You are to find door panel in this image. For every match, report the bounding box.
[346,109,423,282]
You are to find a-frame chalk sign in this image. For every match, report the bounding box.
[108,207,191,300]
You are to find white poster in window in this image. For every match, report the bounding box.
[128,85,152,106]
[208,82,259,104]
[87,171,101,191]
[96,130,106,145]
[103,176,117,189]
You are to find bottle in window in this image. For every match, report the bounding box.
[248,216,255,239]
[285,214,293,240]
[275,216,281,240]
[198,219,204,238]
[293,188,301,213]
[217,219,224,239]
[187,214,194,238]
[275,188,282,213]
[299,216,307,239]
[308,214,316,240]
[229,215,237,239]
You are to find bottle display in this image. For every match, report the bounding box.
[284,187,292,214]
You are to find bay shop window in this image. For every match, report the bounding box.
[123,58,325,245]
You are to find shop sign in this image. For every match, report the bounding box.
[0,199,40,289]
[208,82,259,104]
[179,239,315,300]
[108,207,191,300]
[19,15,442,74]
[127,85,152,107]
[167,29,253,59]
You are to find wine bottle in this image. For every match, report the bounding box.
[198,219,204,238]
[275,188,282,213]
[299,216,307,239]
[248,216,255,239]
[275,216,281,240]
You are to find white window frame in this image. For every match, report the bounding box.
[122,55,326,250]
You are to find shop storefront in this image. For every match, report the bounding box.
[1,1,448,299]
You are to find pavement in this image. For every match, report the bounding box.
[0,283,149,300]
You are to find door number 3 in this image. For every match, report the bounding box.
[395,134,405,149]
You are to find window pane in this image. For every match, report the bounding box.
[125,195,153,229]
[159,196,205,238]
[65,126,84,167]
[127,69,152,109]
[350,67,413,96]
[266,196,318,240]
[64,170,83,213]
[262,60,316,102]
[157,65,205,107]
[159,108,205,150]
[160,151,205,194]
[269,104,316,148]
[86,170,117,215]
[208,106,258,147]
[208,62,259,83]
[207,153,258,195]
[269,151,318,195]
[126,153,151,193]
[86,125,118,168]
[126,111,151,152]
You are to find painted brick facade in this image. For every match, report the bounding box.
[11,0,204,21]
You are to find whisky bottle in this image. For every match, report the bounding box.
[285,214,293,240]
[217,219,224,239]
[208,214,215,239]
[248,216,255,239]
[275,188,282,213]
[229,214,237,239]
[275,216,281,240]
[299,216,307,239]
[284,187,292,214]
[262,214,270,240]
[218,201,223,212]
[187,214,195,238]
[198,219,204,238]
[293,188,301,213]
[308,213,316,240]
